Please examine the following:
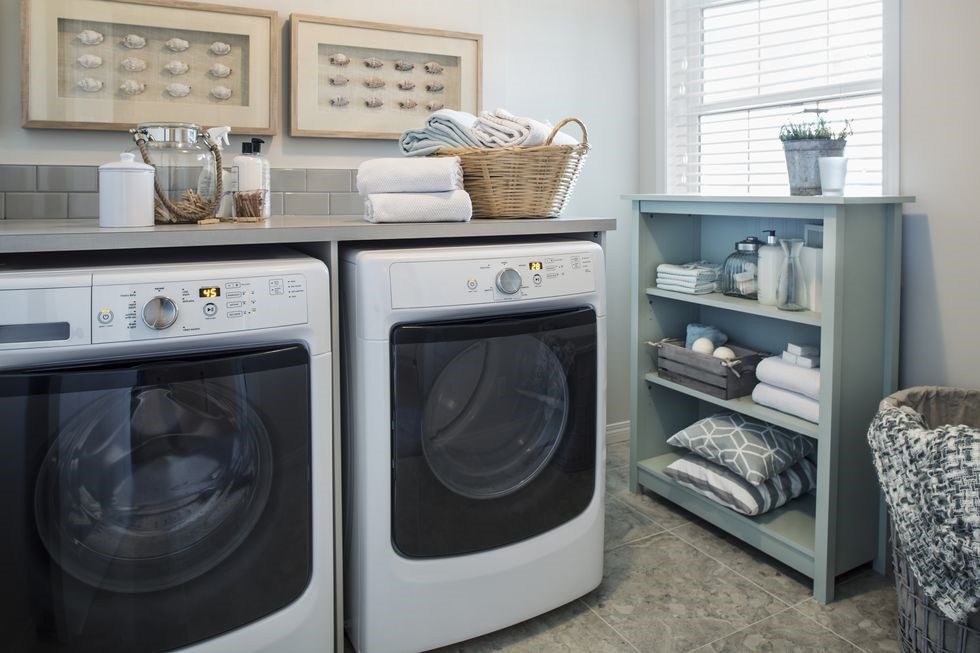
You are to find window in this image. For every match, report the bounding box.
[667,0,885,195]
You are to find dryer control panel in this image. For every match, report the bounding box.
[91,273,308,343]
[390,251,596,309]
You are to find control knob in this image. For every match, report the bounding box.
[495,268,522,295]
[142,296,179,330]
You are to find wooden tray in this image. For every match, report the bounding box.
[654,338,767,400]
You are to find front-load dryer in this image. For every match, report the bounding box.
[342,240,607,653]
[0,249,333,653]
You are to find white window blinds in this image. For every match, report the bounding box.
[668,0,884,195]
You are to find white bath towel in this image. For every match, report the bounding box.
[656,261,722,281]
[656,273,717,288]
[655,281,718,294]
[356,157,464,195]
[752,383,820,424]
[363,190,472,223]
[756,356,821,400]
[475,109,579,148]
[399,110,482,156]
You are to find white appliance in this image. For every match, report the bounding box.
[343,240,607,653]
[0,249,333,653]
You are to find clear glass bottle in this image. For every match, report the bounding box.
[776,238,808,311]
[721,236,762,299]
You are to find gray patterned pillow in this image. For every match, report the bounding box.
[666,412,815,486]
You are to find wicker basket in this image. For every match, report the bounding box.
[434,117,590,219]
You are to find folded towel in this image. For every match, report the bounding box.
[656,274,716,289]
[656,261,722,281]
[756,356,820,400]
[363,190,472,223]
[399,110,482,156]
[356,157,464,195]
[685,323,728,349]
[474,109,578,148]
[752,383,820,424]
[656,281,717,294]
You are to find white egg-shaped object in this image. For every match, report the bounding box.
[691,337,716,355]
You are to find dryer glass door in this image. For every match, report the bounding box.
[391,307,597,557]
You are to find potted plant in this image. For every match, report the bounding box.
[779,114,852,196]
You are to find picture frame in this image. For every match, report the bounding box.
[21,0,279,134]
[290,15,482,139]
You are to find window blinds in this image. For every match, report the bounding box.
[668,0,883,194]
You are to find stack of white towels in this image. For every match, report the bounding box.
[752,344,821,423]
[656,261,722,294]
[399,108,578,156]
[356,157,472,223]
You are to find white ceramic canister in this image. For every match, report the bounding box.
[99,152,155,227]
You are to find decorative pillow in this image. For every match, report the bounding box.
[666,412,815,485]
[664,454,817,516]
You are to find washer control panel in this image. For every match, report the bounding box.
[390,252,596,309]
[91,274,308,343]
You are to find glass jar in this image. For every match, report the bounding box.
[130,123,221,224]
[721,236,762,299]
[777,238,808,311]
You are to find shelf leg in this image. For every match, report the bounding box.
[813,576,835,604]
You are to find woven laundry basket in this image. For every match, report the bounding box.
[433,117,590,219]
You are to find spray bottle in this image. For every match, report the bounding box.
[200,126,233,218]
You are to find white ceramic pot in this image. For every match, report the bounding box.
[99,153,155,227]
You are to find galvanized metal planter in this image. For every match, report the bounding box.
[783,139,846,196]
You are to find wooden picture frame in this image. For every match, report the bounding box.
[290,15,482,139]
[21,0,279,134]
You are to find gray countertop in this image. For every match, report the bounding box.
[0,215,617,253]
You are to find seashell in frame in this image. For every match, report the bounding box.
[164,60,190,75]
[122,34,147,49]
[121,57,147,72]
[364,96,383,108]
[328,53,350,66]
[77,77,104,92]
[398,99,418,110]
[165,37,190,52]
[425,82,445,93]
[397,80,416,91]
[363,76,385,89]
[166,83,191,97]
[363,57,383,69]
[209,41,232,55]
[209,63,232,78]
[329,96,350,107]
[426,101,444,111]
[394,60,414,71]
[328,74,349,86]
[119,79,146,96]
[76,29,104,45]
[424,61,444,74]
[76,54,103,69]
[209,85,233,100]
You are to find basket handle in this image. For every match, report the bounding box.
[545,117,588,146]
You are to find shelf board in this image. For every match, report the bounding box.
[644,372,820,439]
[637,452,816,577]
[646,287,822,327]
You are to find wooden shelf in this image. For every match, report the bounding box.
[637,452,816,577]
[646,287,822,327]
[644,372,820,439]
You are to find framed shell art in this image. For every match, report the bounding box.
[21,0,278,134]
[290,15,482,139]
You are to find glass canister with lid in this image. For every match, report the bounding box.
[721,236,762,299]
[129,122,223,224]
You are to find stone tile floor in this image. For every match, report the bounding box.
[350,441,901,653]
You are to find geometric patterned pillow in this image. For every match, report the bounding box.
[666,412,815,486]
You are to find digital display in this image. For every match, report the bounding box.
[199,287,220,298]
[529,261,543,271]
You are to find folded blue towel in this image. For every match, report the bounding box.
[685,323,728,349]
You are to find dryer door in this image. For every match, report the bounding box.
[391,307,597,557]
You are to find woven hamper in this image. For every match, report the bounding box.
[434,117,590,219]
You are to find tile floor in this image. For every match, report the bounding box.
[351,441,901,653]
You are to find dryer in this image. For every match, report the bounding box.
[0,249,333,653]
[342,240,606,653]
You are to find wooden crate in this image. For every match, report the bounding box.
[654,338,766,400]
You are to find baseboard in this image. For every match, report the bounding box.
[605,420,630,445]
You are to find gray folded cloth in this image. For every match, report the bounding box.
[399,110,482,156]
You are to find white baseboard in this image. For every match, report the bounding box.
[605,420,630,445]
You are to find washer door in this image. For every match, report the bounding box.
[391,307,597,558]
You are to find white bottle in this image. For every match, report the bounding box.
[232,137,271,217]
[201,126,234,218]
[757,229,782,305]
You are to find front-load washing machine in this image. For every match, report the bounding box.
[0,249,333,653]
[342,240,606,653]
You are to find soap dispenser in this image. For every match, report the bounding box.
[757,230,782,305]
[232,138,271,218]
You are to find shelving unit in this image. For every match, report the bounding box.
[626,194,912,603]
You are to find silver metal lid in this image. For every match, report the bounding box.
[136,122,202,145]
[736,236,763,252]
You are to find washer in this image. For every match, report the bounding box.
[342,240,606,653]
[0,249,333,653]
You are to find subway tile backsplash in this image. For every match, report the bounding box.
[0,167,363,219]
